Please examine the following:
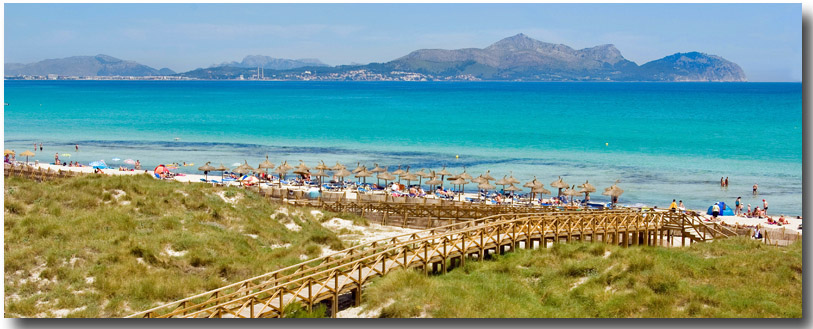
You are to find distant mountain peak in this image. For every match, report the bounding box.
[213,55,329,70]
[4,54,170,77]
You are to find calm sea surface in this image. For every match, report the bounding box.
[3,81,803,215]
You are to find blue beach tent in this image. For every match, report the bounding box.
[707,202,735,216]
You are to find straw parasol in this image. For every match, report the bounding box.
[274,162,292,186]
[550,176,569,197]
[370,163,387,173]
[478,181,495,192]
[562,184,581,205]
[495,175,510,193]
[354,167,372,184]
[19,150,35,164]
[4,149,15,156]
[401,172,418,187]
[233,160,253,175]
[506,172,521,185]
[415,168,432,186]
[330,161,346,171]
[578,180,597,201]
[198,162,216,180]
[258,155,275,170]
[602,181,624,206]
[313,169,331,191]
[215,163,229,180]
[391,165,406,176]
[481,170,496,181]
[314,160,329,171]
[458,166,473,181]
[377,171,396,186]
[293,160,310,173]
[504,184,521,204]
[334,168,352,182]
[449,177,468,201]
[471,175,487,184]
[425,171,443,190]
[436,165,452,188]
[531,185,552,196]
[351,162,365,174]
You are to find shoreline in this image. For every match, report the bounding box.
[11,162,802,235]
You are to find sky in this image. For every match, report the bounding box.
[3,3,802,81]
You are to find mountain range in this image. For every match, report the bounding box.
[4,34,746,81]
[4,54,175,77]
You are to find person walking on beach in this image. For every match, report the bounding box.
[712,203,720,219]
[753,183,758,195]
[725,177,729,188]
[54,153,59,165]
[763,199,768,216]
[669,199,677,212]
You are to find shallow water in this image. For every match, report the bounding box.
[3,80,802,215]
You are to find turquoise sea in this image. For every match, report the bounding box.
[3,81,803,215]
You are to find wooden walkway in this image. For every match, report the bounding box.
[127,210,737,318]
[4,163,84,180]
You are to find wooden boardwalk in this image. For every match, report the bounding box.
[127,210,737,318]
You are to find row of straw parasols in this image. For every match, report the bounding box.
[195,156,625,204]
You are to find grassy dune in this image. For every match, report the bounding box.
[360,237,802,318]
[4,174,366,317]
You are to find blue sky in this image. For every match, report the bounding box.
[4,3,802,81]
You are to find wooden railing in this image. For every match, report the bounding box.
[4,163,84,181]
[128,209,678,318]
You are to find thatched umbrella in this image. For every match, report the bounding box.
[19,150,35,164]
[415,168,432,186]
[578,180,597,201]
[471,175,487,184]
[198,162,216,181]
[313,169,331,191]
[401,172,418,187]
[4,149,15,156]
[351,162,365,174]
[334,168,352,183]
[436,165,452,189]
[449,176,468,201]
[562,184,581,205]
[355,168,372,184]
[215,163,229,180]
[506,172,521,185]
[294,160,310,172]
[315,160,330,171]
[391,165,406,176]
[425,171,443,191]
[370,163,387,173]
[377,171,396,186]
[602,181,624,206]
[523,176,545,200]
[550,176,569,198]
[330,161,346,171]
[458,166,473,181]
[495,175,510,193]
[481,170,496,182]
[531,186,552,197]
[478,181,496,201]
[258,155,275,171]
[274,162,292,187]
[233,161,253,175]
[504,184,522,204]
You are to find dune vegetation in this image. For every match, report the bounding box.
[4,174,366,317]
[359,237,802,318]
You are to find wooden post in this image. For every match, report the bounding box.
[331,274,339,318]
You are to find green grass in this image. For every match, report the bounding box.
[360,238,802,318]
[4,174,365,317]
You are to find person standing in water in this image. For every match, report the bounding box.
[721,177,725,187]
[763,199,768,216]
[735,196,742,216]
[75,144,79,152]
[39,143,43,152]
[753,183,758,195]
[725,177,729,188]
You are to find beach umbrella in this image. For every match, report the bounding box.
[329,161,346,171]
[154,164,167,175]
[523,176,545,200]
[481,170,496,181]
[563,185,581,205]
[391,165,406,176]
[449,177,468,201]
[578,180,597,200]
[124,159,135,165]
[258,155,275,170]
[90,160,108,169]
[351,162,365,174]
[550,176,569,197]
[495,175,510,193]
[478,181,495,190]
[313,169,331,191]
[232,164,252,175]
[19,150,35,164]
[198,162,216,180]
[3,150,14,156]
[531,186,552,195]
[274,164,291,187]
[436,165,452,189]
[471,175,487,184]
[294,160,310,172]
[355,168,372,184]
[401,172,418,187]
[457,166,473,181]
[602,181,624,206]
[334,168,352,182]
[315,160,329,171]
[425,171,443,190]
[506,172,521,185]
[377,171,396,186]
[370,163,387,173]
[504,184,522,204]
[213,163,228,180]
[415,168,432,186]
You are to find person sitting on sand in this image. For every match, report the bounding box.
[678,200,685,213]
[778,214,788,225]
[3,154,9,163]
[408,186,418,197]
[711,203,720,219]
[767,216,776,225]
[753,227,762,239]
[746,204,752,217]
